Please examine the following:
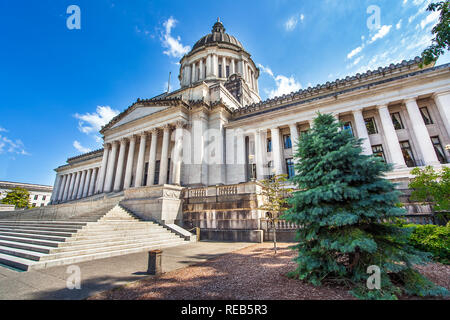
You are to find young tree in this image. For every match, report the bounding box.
[258,174,293,255]
[421,1,450,66]
[1,187,30,209]
[283,113,447,299]
[409,166,450,224]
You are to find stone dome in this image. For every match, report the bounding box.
[191,19,244,52]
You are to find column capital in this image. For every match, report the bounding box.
[376,104,390,110]
[174,120,187,129]
[138,131,148,138]
[103,142,111,149]
[119,137,128,145]
[111,140,119,146]
[351,108,364,115]
[162,124,171,131]
[432,90,450,99]
[403,97,418,105]
[150,127,159,135]
[128,134,137,142]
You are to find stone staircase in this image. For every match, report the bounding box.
[0,205,189,271]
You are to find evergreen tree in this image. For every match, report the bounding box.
[283,113,448,299]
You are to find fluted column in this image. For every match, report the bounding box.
[135,133,148,187]
[405,98,440,166]
[88,168,97,196]
[271,127,283,175]
[83,169,92,198]
[289,124,299,153]
[172,121,185,185]
[77,170,87,199]
[433,91,450,136]
[254,130,265,180]
[113,138,128,191]
[96,144,110,194]
[124,135,136,189]
[213,54,218,77]
[377,105,407,168]
[199,59,203,80]
[353,109,373,155]
[71,171,81,200]
[159,125,171,185]
[147,129,159,186]
[63,173,73,202]
[57,174,67,202]
[50,174,61,204]
[206,54,212,78]
[104,141,119,193]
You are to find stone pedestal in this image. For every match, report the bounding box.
[147,250,163,275]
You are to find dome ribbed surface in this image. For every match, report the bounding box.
[191,20,244,52]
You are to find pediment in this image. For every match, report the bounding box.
[111,105,168,129]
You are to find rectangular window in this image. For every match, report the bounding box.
[226,66,230,78]
[419,107,433,125]
[283,135,292,149]
[400,141,416,167]
[391,112,404,130]
[154,161,160,185]
[34,195,38,200]
[286,158,295,179]
[40,203,45,207]
[42,195,46,201]
[364,117,378,135]
[343,121,354,136]
[431,136,448,164]
[32,203,36,207]
[218,64,222,78]
[144,162,149,186]
[372,145,386,162]
[267,138,272,152]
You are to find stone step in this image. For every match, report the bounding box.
[0,252,34,271]
[0,225,83,233]
[0,221,89,227]
[0,231,67,242]
[60,232,180,246]
[0,245,45,261]
[0,235,62,247]
[40,238,183,261]
[0,239,53,254]
[76,224,163,232]
[0,228,75,237]
[28,240,188,271]
[68,229,173,241]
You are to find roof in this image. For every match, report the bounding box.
[191,19,244,53]
[233,57,445,120]
[0,181,53,191]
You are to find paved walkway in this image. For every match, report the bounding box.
[0,241,254,300]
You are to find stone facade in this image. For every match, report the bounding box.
[49,20,450,240]
[0,181,53,208]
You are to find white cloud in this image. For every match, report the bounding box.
[74,106,119,135]
[73,141,92,154]
[420,10,440,29]
[284,14,304,31]
[368,25,392,44]
[347,46,363,59]
[160,17,191,58]
[0,127,7,133]
[0,134,29,156]
[396,19,403,30]
[258,63,302,98]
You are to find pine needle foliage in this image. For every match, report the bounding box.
[283,113,448,299]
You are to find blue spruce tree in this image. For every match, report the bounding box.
[284,113,448,299]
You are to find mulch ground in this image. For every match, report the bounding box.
[89,243,449,300]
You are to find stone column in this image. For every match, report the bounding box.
[50,174,61,204]
[222,56,226,78]
[213,54,218,77]
[147,129,159,186]
[199,59,203,80]
[270,127,283,175]
[57,174,67,202]
[206,54,212,78]
[405,98,440,166]
[104,141,119,193]
[159,125,171,185]
[433,91,450,136]
[96,144,110,194]
[172,121,185,185]
[352,109,373,155]
[63,173,73,202]
[192,62,196,82]
[124,135,136,189]
[113,138,128,191]
[88,168,97,196]
[186,65,191,85]
[71,171,81,200]
[231,59,236,75]
[377,105,407,168]
[135,132,147,187]
[289,124,299,154]
[77,170,87,199]
[83,169,92,198]
[255,129,265,180]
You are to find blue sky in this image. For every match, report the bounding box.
[0,0,448,186]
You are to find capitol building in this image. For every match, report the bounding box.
[48,20,449,237]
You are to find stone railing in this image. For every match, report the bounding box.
[183,181,262,199]
[260,219,299,231]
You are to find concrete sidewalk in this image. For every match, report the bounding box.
[0,241,254,300]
